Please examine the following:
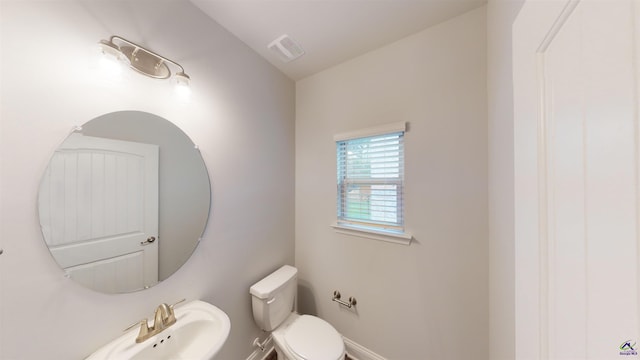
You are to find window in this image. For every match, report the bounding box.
[336,126,405,233]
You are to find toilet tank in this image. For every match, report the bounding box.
[250,265,297,331]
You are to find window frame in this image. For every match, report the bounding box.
[333,122,412,244]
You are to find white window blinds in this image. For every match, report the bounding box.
[336,131,404,231]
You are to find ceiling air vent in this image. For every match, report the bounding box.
[268,34,305,63]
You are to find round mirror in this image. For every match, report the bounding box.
[37,111,210,293]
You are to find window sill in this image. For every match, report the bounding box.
[330,223,413,245]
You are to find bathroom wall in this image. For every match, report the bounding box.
[0,1,294,359]
[487,0,524,359]
[295,7,488,360]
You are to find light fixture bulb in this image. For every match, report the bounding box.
[174,72,191,87]
[98,39,125,61]
[97,40,126,79]
[174,72,191,98]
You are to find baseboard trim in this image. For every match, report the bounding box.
[344,336,387,360]
[246,335,275,360]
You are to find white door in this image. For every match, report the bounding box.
[514,0,640,358]
[39,133,159,293]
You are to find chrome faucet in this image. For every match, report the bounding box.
[125,299,185,343]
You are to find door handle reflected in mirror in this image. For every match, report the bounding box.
[140,236,156,245]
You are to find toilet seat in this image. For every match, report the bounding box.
[284,315,344,360]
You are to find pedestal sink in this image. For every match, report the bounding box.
[86,300,230,360]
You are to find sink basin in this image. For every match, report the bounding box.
[86,300,231,360]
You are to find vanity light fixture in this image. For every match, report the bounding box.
[99,35,190,86]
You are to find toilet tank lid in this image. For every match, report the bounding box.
[250,265,298,299]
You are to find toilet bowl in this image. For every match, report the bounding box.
[272,313,344,360]
[250,265,345,360]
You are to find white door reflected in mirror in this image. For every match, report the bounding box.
[39,134,160,292]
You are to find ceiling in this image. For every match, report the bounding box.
[191,0,486,80]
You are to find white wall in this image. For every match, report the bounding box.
[0,1,294,359]
[295,7,488,360]
[487,0,524,359]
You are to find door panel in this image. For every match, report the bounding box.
[515,0,640,358]
[39,134,159,292]
[64,251,145,294]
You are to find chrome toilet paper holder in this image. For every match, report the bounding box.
[332,290,357,308]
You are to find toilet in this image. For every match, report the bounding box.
[250,265,346,360]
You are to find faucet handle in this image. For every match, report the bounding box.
[124,319,149,332]
[170,298,186,309]
[124,319,151,343]
[166,298,186,324]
